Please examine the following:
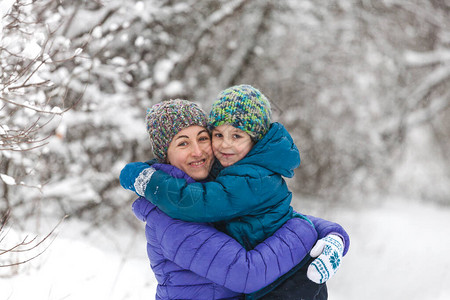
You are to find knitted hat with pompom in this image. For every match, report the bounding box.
[208,84,272,142]
[146,99,207,162]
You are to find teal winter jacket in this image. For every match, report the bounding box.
[144,122,302,249]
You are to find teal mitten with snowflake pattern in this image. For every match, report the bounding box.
[307,234,344,284]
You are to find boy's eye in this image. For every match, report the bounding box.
[232,134,242,139]
[213,133,223,138]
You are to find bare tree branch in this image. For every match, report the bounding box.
[0,97,67,115]
[0,213,67,269]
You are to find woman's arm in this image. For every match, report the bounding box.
[161,216,317,293]
[134,198,318,293]
[307,214,350,256]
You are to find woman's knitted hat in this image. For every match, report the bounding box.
[208,84,272,142]
[146,99,207,162]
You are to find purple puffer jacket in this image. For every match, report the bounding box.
[133,198,316,299]
[133,198,350,300]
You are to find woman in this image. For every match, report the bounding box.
[121,99,349,299]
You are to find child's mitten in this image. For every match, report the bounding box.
[120,162,156,196]
[307,234,344,284]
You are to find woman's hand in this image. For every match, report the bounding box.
[119,162,155,196]
[307,234,344,284]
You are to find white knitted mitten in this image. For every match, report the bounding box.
[307,234,344,284]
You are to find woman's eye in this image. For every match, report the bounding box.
[177,141,187,147]
[199,136,210,141]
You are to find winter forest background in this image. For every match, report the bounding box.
[1,0,449,299]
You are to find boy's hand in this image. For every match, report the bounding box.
[120,162,156,196]
[307,234,344,284]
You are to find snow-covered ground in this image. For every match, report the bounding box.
[316,199,450,300]
[1,198,450,300]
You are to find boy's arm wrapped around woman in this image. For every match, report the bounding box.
[121,160,289,223]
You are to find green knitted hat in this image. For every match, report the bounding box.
[208,84,272,141]
[146,99,207,162]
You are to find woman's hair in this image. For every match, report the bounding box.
[146,99,207,162]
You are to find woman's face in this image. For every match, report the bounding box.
[166,125,214,181]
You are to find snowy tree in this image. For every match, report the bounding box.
[0,0,81,214]
[227,0,450,201]
[0,0,80,272]
[1,0,449,232]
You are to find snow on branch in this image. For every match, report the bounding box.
[379,86,450,136]
[172,0,250,78]
[0,112,56,152]
[405,90,450,128]
[404,49,450,67]
[0,96,66,115]
[0,174,16,186]
[407,63,450,110]
[392,1,448,28]
[218,0,271,87]
[192,0,250,44]
[376,61,450,137]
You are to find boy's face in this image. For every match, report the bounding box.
[212,125,254,167]
[167,125,214,181]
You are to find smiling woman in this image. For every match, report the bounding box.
[166,125,214,180]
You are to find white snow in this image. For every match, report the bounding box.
[74,48,83,56]
[153,59,174,85]
[0,0,14,17]
[0,0,14,41]
[1,198,450,300]
[164,80,184,97]
[1,219,156,300]
[0,173,16,185]
[21,41,42,59]
[310,199,450,300]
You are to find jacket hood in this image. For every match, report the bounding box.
[235,122,300,178]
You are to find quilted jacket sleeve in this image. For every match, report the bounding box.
[307,215,350,256]
[144,168,283,223]
[144,199,318,294]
